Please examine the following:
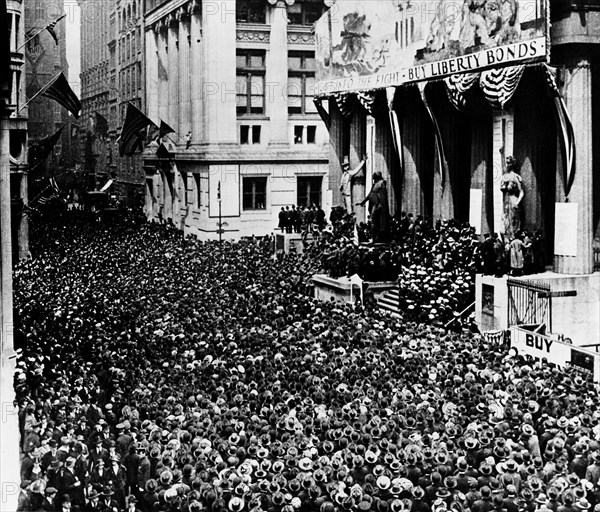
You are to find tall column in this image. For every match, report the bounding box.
[554,53,594,274]
[0,115,14,358]
[178,9,191,139]
[167,16,179,132]
[157,24,169,125]
[190,2,202,145]
[267,0,291,146]
[202,0,236,145]
[146,28,159,122]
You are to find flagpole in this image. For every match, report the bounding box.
[16,72,62,113]
[16,25,46,52]
[16,13,66,52]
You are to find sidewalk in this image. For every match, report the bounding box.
[1,354,20,512]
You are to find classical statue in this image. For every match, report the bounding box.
[356,171,390,243]
[340,155,367,213]
[499,150,524,241]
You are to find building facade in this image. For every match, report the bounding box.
[24,0,73,189]
[143,0,329,239]
[79,0,145,208]
[317,0,599,276]
[7,0,28,259]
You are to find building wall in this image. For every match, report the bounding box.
[7,0,28,259]
[25,1,73,189]
[79,0,145,208]
[322,0,600,275]
[143,0,330,239]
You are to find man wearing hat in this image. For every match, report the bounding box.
[116,421,133,459]
[89,435,108,470]
[99,487,119,512]
[39,485,58,512]
[356,170,390,243]
[340,155,367,213]
[59,494,71,512]
[84,488,102,512]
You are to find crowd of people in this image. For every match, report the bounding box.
[278,205,327,234]
[12,211,600,512]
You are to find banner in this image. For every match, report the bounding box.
[315,0,548,95]
[510,327,600,381]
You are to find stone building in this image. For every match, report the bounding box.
[6,0,28,259]
[79,0,145,207]
[143,0,329,239]
[315,0,600,345]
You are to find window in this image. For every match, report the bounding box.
[240,125,261,145]
[243,177,267,210]
[194,174,201,207]
[297,176,322,207]
[288,1,324,26]
[294,126,303,144]
[236,1,266,23]
[307,125,316,144]
[236,50,265,115]
[288,51,317,115]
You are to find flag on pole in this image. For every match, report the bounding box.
[39,72,81,118]
[159,120,176,139]
[29,126,65,172]
[544,64,576,198]
[217,181,221,202]
[156,142,173,161]
[46,13,66,45]
[119,102,157,156]
[94,112,109,138]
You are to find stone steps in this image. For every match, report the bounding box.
[376,288,402,316]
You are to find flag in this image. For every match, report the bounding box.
[29,126,65,172]
[159,120,176,139]
[119,102,157,156]
[156,142,173,161]
[185,131,192,149]
[544,64,576,197]
[39,72,81,118]
[146,124,160,144]
[418,82,448,189]
[94,112,108,138]
[46,13,66,45]
[217,181,221,202]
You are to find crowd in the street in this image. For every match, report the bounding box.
[12,211,600,512]
[278,205,327,234]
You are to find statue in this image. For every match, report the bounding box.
[499,151,524,241]
[356,171,390,243]
[340,155,367,213]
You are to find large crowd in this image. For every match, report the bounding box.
[13,211,599,512]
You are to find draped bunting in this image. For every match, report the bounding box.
[443,73,478,111]
[543,64,576,198]
[313,98,330,128]
[356,90,378,116]
[479,65,525,109]
[385,87,405,180]
[417,83,447,189]
[332,92,356,118]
